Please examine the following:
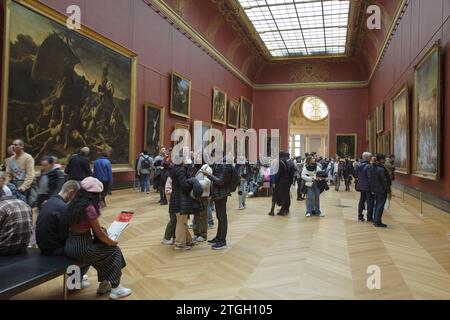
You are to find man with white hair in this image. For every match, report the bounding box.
[65,147,92,182]
[354,152,374,222]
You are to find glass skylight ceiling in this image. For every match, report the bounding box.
[237,0,350,57]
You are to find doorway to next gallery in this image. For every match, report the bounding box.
[288,96,329,158]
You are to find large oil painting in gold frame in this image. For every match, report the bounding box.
[1,0,137,169]
[412,41,441,180]
[376,103,384,134]
[227,99,239,129]
[390,84,410,174]
[144,103,164,158]
[240,96,253,130]
[170,71,191,119]
[335,134,357,159]
[212,87,226,125]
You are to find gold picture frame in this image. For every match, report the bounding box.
[227,99,240,129]
[390,84,410,175]
[1,0,138,170]
[335,133,358,160]
[376,103,384,134]
[212,87,227,125]
[144,103,165,157]
[240,96,253,130]
[412,40,441,180]
[170,71,191,119]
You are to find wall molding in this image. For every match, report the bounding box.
[145,0,408,91]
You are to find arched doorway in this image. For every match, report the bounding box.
[288,96,330,158]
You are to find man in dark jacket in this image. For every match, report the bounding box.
[36,180,80,255]
[370,154,392,228]
[343,156,354,191]
[36,156,65,209]
[204,159,232,250]
[269,151,294,216]
[65,147,92,182]
[354,152,374,222]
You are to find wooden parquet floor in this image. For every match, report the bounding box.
[11,186,450,300]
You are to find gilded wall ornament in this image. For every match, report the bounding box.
[289,63,330,82]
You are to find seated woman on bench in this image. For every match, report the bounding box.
[64,177,132,300]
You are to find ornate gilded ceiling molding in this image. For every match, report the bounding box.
[204,14,225,44]
[226,36,243,61]
[172,0,192,17]
[289,63,330,83]
[368,0,409,82]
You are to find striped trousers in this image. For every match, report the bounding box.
[64,233,126,288]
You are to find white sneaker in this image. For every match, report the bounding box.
[319,213,325,217]
[161,238,174,245]
[195,236,206,242]
[306,213,311,217]
[109,285,132,300]
[247,192,254,197]
[81,275,90,289]
[97,280,112,294]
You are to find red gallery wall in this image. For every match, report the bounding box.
[368,0,450,200]
[253,88,369,158]
[34,0,253,181]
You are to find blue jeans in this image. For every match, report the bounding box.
[374,193,387,224]
[306,183,321,215]
[238,180,247,208]
[248,181,258,194]
[139,174,150,192]
[358,191,374,220]
[208,201,214,226]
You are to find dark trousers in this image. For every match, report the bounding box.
[374,193,387,224]
[214,197,228,243]
[100,181,110,204]
[296,178,304,199]
[358,191,374,220]
[164,211,177,240]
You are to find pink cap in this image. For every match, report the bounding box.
[81,177,104,193]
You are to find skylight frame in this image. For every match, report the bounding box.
[237,0,351,58]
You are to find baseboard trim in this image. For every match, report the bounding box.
[392,181,450,214]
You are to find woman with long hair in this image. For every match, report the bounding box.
[301,156,325,218]
[64,177,132,299]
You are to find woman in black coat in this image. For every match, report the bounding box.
[169,163,195,250]
[268,151,294,216]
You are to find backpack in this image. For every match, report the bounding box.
[141,156,151,170]
[228,165,240,193]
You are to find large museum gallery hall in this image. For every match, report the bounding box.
[1,0,450,301]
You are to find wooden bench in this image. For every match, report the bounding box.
[0,248,82,300]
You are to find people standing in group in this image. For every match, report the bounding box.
[326,158,335,186]
[136,151,153,194]
[64,177,132,299]
[0,192,33,256]
[65,147,92,182]
[4,139,35,201]
[354,152,374,222]
[159,153,172,205]
[302,156,325,218]
[343,156,354,192]
[93,152,113,207]
[370,154,392,228]
[203,157,232,250]
[268,151,295,216]
[153,148,166,199]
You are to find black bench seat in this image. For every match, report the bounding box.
[0,248,83,300]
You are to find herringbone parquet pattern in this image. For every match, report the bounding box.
[11,186,450,300]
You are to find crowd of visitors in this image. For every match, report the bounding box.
[0,136,396,299]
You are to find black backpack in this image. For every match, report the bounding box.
[141,156,151,170]
[229,165,240,193]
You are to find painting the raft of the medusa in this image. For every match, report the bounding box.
[2,1,137,166]
[413,41,441,180]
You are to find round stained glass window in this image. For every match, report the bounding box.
[302,97,328,121]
